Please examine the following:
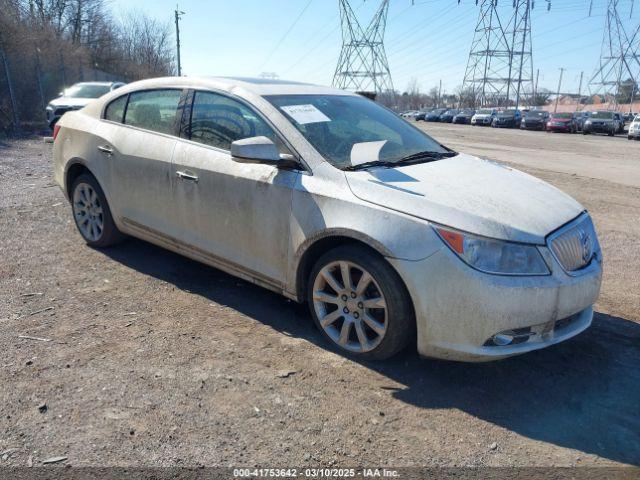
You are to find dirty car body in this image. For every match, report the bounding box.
[52,77,603,362]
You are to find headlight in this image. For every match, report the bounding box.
[46,104,53,111]
[435,227,550,276]
[585,120,592,125]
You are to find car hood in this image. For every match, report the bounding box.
[344,153,584,244]
[48,97,96,108]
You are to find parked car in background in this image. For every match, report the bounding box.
[582,111,623,136]
[414,109,432,121]
[401,110,420,119]
[492,109,522,128]
[623,112,636,124]
[46,81,125,129]
[521,110,549,131]
[575,111,591,132]
[426,108,447,122]
[52,76,602,362]
[546,112,578,133]
[452,109,476,124]
[439,109,460,123]
[471,108,497,126]
[628,114,640,140]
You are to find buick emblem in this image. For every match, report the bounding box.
[579,229,592,263]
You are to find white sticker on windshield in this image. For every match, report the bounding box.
[350,140,388,166]
[281,104,331,125]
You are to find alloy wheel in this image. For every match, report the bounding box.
[73,182,104,242]
[312,261,388,353]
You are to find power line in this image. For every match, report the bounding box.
[259,0,314,71]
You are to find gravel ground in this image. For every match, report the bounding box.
[0,130,639,470]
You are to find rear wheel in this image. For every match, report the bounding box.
[71,173,125,248]
[307,245,414,360]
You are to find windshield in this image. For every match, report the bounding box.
[64,84,111,99]
[552,113,572,119]
[477,109,493,114]
[526,111,545,118]
[266,94,449,169]
[499,110,517,116]
[592,111,614,119]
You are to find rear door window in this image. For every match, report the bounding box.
[124,90,182,135]
[104,95,128,123]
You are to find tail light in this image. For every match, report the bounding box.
[52,123,61,141]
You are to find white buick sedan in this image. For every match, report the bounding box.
[53,77,602,362]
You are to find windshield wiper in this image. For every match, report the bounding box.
[342,150,458,171]
[396,150,458,163]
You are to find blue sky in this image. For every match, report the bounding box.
[112,0,636,95]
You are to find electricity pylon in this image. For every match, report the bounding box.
[333,0,394,95]
[461,0,548,107]
[461,0,512,107]
[588,0,640,110]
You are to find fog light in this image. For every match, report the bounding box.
[492,333,514,346]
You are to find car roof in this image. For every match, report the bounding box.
[111,76,356,97]
[73,81,121,86]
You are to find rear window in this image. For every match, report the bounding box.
[553,113,572,118]
[104,95,128,123]
[124,90,182,135]
[592,111,614,119]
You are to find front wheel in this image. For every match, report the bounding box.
[307,245,415,360]
[71,173,125,247]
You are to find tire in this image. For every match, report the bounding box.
[608,129,614,137]
[71,173,125,248]
[307,245,415,361]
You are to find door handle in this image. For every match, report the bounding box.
[97,145,113,156]
[176,170,199,183]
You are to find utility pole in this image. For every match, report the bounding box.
[174,5,185,76]
[1,48,18,129]
[576,71,584,111]
[438,79,442,107]
[533,68,539,104]
[554,67,565,113]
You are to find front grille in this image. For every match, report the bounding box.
[549,215,598,272]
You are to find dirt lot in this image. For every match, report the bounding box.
[0,127,639,470]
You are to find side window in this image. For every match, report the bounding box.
[189,91,287,152]
[124,89,182,135]
[105,95,128,123]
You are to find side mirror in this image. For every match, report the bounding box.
[231,136,298,168]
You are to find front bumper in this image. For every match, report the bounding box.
[389,234,602,362]
[521,122,544,130]
[472,117,492,125]
[494,119,516,128]
[584,123,613,134]
[547,123,572,132]
[628,128,640,138]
